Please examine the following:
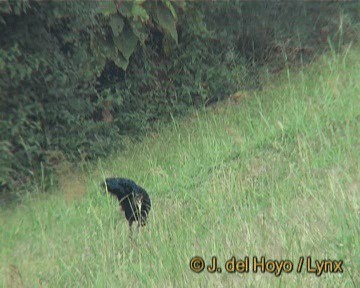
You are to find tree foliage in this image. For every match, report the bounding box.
[1,0,359,196]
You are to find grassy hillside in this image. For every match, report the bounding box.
[1,44,359,287]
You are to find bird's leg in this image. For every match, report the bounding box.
[129,220,134,242]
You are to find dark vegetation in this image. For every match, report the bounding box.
[1,0,359,201]
[104,177,151,228]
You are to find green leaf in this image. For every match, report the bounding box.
[162,0,177,19]
[131,2,149,22]
[112,25,138,60]
[117,1,133,18]
[172,0,186,11]
[156,3,178,44]
[0,1,11,14]
[109,14,124,37]
[97,1,117,16]
[129,19,148,44]
[13,2,21,15]
[72,48,87,67]
[113,53,129,70]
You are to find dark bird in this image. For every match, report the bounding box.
[104,177,151,228]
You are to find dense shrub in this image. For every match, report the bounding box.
[0,1,119,190]
[1,0,359,197]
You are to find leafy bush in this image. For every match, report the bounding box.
[0,1,117,190]
[0,0,183,192]
[1,0,359,197]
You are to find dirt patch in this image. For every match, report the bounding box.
[3,264,24,288]
[58,172,87,203]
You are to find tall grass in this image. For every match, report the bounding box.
[1,44,359,287]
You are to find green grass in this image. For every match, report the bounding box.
[1,44,359,287]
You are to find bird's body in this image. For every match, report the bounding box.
[104,178,151,228]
